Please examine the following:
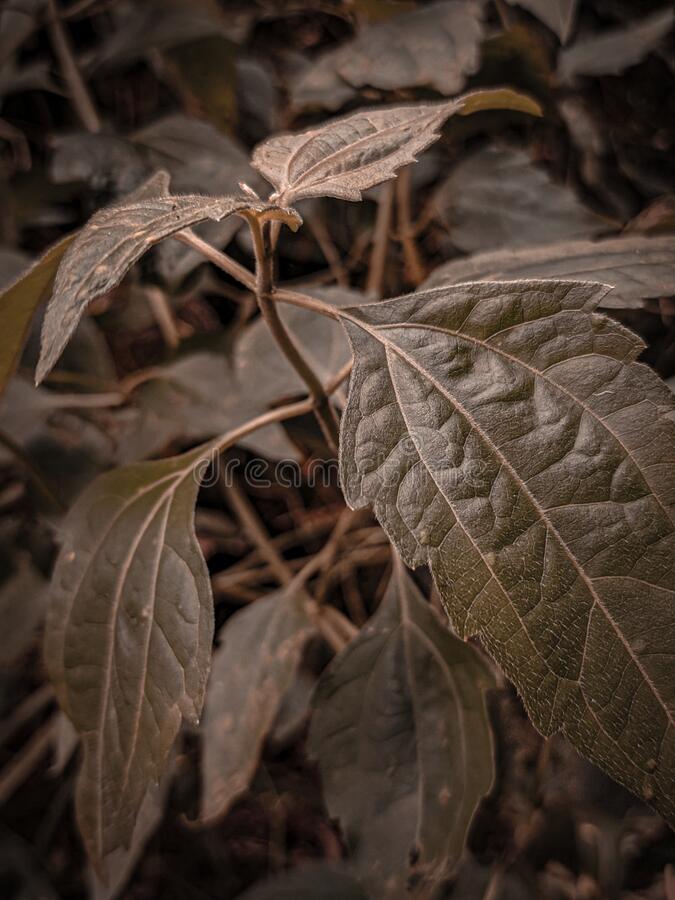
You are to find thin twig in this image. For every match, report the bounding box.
[0,430,64,510]
[174,229,256,291]
[396,166,426,286]
[0,685,54,748]
[0,715,57,808]
[306,211,349,287]
[222,477,293,587]
[247,216,341,453]
[366,182,395,298]
[46,0,101,133]
[145,286,180,349]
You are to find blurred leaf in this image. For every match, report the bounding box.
[558,8,675,82]
[200,586,316,823]
[506,0,577,44]
[291,0,485,111]
[0,234,75,397]
[50,133,147,194]
[431,145,610,252]
[84,0,250,73]
[168,35,238,132]
[309,561,495,896]
[338,279,675,827]
[36,192,287,383]
[236,863,368,900]
[423,234,675,308]
[0,0,44,65]
[44,446,214,866]
[253,90,541,205]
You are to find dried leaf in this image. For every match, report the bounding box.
[252,90,541,205]
[506,0,577,44]
[200,587,315,823]
[308,561,495,895]
[431,145,610,253]
[558,8,675,82]
[35,192,291,384]
[0,234,75,396]
[423,235,675,309]
[44,446,214,865]
[292,0,485,110]
[337,280,675,826]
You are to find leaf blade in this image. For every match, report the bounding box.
[338,280,675,825]
[252,90,541,205]
[308,561,495,895]
[44,447,214,866]
[200,587,315,823]
[35,193,288,384]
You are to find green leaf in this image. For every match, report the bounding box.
[423,235,675,309]
[337,280,675,826]
[308,561,495,896]
[0,234,75,396]
[200,586,315,823]
[35,191,291,384]
[44,446,214,867]
[252,90,541,205]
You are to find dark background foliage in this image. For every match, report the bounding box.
[0,1,674,898]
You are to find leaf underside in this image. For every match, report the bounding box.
[309,561,495,895]
[338,279,675,825]
[422,235,675,309]
[35,191,284,384]
[44,447,214,866]
[251,89,541,205]
[200,588,315,823]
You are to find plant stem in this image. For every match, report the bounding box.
[366,181,395,298]
[175,229,256,291]
[46,0,101,133]
[247,216,341,454]
[396,166,426,285]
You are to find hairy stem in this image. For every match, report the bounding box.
[247,216,341,453]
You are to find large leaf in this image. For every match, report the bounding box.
[200,587,316,823]
[423,235,675,309]
[252,90,541,205]
[291,0,485,110]
[558,8,675,82]
[44,446,214,866]
[337,280,675,826]
[431,144,610,253]
[506,0,577,43]
[0,234,75,396]
[308,561,495,896]
[35,192,293,384]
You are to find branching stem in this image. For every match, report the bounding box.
[247,216,341,453]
